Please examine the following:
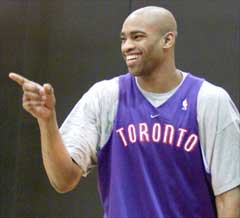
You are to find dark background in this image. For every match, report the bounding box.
[1,0,239,217]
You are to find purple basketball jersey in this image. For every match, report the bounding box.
[97,73,217,218]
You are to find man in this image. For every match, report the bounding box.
[9,6,240,218]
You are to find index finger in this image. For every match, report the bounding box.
[9,72,30,86]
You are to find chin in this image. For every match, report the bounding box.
[128,67,142,76]
[129,70,146,77]
[129,71,141,77]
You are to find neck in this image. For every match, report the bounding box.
[136,59,182,93]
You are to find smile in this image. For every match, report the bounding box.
[126,54,141,66]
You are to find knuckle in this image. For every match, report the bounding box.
[23,101,32,109]
[22,83,27,91]
[24,92,32,99]
[22,102,28,110]
[22,95,29,104]
[22,82,31,91]
[23,92,31,100]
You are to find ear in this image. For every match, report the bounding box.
[162,32,176,49]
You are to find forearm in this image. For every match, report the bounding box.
[8,73,82,192]
[216,186,240,218]
[38,112,82,193]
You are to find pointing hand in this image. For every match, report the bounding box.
[9,72,56,121]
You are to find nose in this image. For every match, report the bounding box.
[121,38,135,54]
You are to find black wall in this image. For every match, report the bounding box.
[1,1,239,217]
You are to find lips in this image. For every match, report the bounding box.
[125,53,142,66]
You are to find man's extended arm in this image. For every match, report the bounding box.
[216,186,240,218]
[9,73,83,193]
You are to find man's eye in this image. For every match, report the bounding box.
[121,37,126,42]
[134,35,143,40]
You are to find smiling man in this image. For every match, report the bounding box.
[9,6,240,218]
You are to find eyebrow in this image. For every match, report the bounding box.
[120,30,146,37]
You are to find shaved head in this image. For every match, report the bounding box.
[125,6,177,37]
[121,6,178,77]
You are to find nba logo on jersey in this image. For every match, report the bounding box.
[182,98,188,111]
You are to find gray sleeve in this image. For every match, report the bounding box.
[59,77,119,177]
[198,81,240,195]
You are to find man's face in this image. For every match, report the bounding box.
[121,15,165,76]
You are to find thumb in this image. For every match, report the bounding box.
[43,83,54,96]
[42,83,56,108]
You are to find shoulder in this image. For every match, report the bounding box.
[198,80,239,131]
[87,76,119,101]
[76,76,119,111]
[199,80,229,101]
[63,75,120,122]
[184,73,231,110]
[198,80,235,113]
[84,75,120,124]
[198,80,238,115]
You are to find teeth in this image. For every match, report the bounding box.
[126,55,139,61]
